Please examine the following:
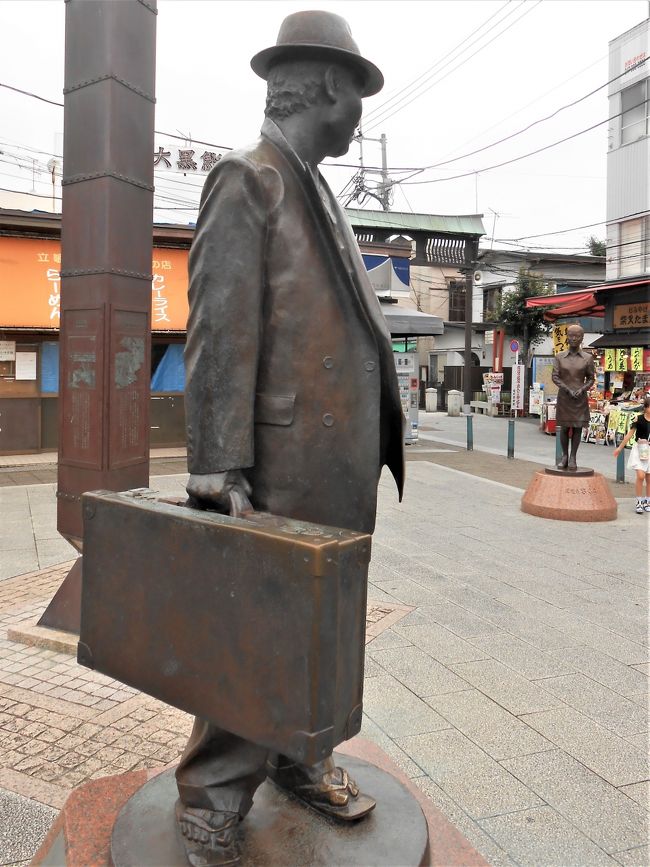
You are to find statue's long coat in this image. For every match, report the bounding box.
[551,349,595,428]
[184,118,404,534]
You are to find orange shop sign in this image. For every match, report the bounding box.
[0,237,189,331]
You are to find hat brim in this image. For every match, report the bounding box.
[251,44,384,97]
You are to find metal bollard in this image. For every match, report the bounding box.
[555,431,562,466]
[466,414,473,451]
[616,448,625,483]
[507,418,515,459]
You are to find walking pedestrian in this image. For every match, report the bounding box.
[614,395,650,514]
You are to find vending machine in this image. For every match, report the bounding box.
[394,352,419,444]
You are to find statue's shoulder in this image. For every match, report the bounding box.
[555,350,569,359]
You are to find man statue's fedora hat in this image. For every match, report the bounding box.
[251,10,384,97]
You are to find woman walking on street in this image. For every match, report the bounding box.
[614,395,650,514]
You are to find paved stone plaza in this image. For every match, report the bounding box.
[0,416,647,865]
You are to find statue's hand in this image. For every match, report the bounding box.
[186,470,253,517]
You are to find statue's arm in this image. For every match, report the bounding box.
[581,356,596,394]
[184,156,268,511]
[551,356,571,394]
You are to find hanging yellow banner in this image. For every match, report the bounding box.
[630,347,643,371]
[604,348,615,371]
[552,325,568,355]
[615,348,628,371]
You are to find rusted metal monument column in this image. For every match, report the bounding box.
[39,0,157,632]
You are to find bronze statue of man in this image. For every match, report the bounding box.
[551,323,595,470]
[176,11,404,865]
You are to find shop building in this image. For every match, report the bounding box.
[0,209,193,453]
[346,208,486,405]
[583,18,650,444]
[0,208,446,454]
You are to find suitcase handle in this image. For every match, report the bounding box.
[186,489,254,519]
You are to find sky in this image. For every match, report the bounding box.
[0,0,647,252]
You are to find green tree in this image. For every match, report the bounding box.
[492,268,554,402]
[587,235,606,256]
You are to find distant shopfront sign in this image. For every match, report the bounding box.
[613,302,649,329]
[153,144,228,174]
[0,238,190,331]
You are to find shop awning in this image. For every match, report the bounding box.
[588,329,650,348]
[587,277,650,292]
[380,303,444,336]
[525,290,605,321]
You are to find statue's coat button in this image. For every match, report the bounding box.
[323,356,334,369]
[322,413,335,427]
[365,361,376,371]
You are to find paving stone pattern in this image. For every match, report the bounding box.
[0,459,648,866]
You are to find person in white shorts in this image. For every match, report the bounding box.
[614,395,650,514]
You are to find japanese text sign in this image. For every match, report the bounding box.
[615,349,628,371]
[154,144,228,174]
[511,364,525,410]
[0,238,190,331]
[604,349,615,371]
[552,325,568,355]
[613,302,649,329]
[630,347,643,371]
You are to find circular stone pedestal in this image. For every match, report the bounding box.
[521,468,617,522]
[111,754,430,867]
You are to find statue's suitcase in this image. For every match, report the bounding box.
[78,488,371,765]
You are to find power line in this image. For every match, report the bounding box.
[398,108,623,187]
[500,210,648,241]
[0,82,63,108]
[0,185,61,201]
[0,83,414,173]
[406,58,647,175]
[363,0,542,134]
[434,51,608,163]
[362,0,515,124]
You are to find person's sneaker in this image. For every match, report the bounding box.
[636,501,644,514]
[644,500,650,512]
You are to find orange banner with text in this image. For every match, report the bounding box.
[0,237,189,330]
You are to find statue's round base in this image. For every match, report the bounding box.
[31,739,488,867]
[521,468,617,521]
[110,755,429,867]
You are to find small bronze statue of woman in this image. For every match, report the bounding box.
[551,323,595,470]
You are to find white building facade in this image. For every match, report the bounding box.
[606,19,650,281]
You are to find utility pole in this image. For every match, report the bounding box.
[488,207,499,250]
[379,133,390,212]
[463,236,480,413]
[347,129,392,211]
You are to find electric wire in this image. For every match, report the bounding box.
[361,0,516,124]
[434,51,608,162]
[398,103,636,186]
[407,58,647,174]
[364,1,542,134]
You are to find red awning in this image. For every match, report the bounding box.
[526,290,596,308]
[525,290,605,322]
[587,277,650,291]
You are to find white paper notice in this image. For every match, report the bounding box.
[15,351,38,380]
[0,341,16,362]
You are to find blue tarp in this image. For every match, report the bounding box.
[151,343,185,392]
[40,342,59,393]
[361,254,409,286]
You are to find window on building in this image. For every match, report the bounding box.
[483,285,502,320]
[447,278,466,322]
[618,216,650,277]
[621,80,649,144]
